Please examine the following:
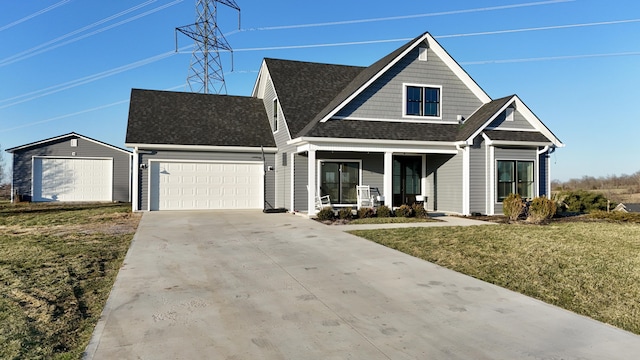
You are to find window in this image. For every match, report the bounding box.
[505,107,514,122]
[320,161,359,204]
[405,85,440,117]
[272,98,278,132]
[497,160,534,202]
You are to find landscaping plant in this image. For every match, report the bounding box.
[394,204,413,218]
[338,207,354,220]
[527,196,556,224]
[376,205,392,218]
[502,193,526,222]
[316,206,335,221]
[412,203,428,218]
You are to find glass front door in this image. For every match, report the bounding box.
[320,162,359,204]
[393,156,422,206]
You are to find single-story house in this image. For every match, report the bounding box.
[126,31,564,215]
[6,132,132,203]
[613,203,640,213]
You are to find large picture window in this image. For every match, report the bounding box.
[405,85,440,117]
[497,160,534,202]
[320,161,360,204]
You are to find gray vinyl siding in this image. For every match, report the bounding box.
[293,153,308,211]
[426,153,462,213]
[137,149,275,211]
[469,137,487,214]
[261,73,294,210]
[488,108,535,130]
[11,136,131,202]
[335,46,483,122]
[493,147,538,214]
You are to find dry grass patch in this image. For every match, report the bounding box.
[349,222,640,334]
[0,202,140,359]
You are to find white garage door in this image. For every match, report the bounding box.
[32,157,113,202]
[149,161,263,211]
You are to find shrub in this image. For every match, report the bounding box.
[316,207,335,221]
[338,207,354,220]
[556,190,610,213]
[527,196,556,224]
[503,193,525,222]
[588,210,640,223]
[395,204,413,218]
[376,205,392,218]
[412,203,428,218]
[358,207,375,219]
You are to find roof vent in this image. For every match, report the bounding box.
[457,115,464,124]
[419,47,428,61]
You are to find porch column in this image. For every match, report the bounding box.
[307,149,317,215]
[384,151,393,208]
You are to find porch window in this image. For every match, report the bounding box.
[405,85,440,117]
[497,160,534,202]
[320,161,359,204]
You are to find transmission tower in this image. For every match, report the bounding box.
[175,0,240,94]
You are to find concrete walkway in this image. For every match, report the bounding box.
[85,211,640,359]
[336,214,497,231]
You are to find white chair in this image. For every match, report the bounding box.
[356,185,374,209]
[308,185,331,210]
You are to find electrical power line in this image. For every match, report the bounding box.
[0,0,72,33]
[230,0,574,34]
[0,0,185,67]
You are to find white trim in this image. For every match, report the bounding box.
[421,154,427,208]
[125,143,278,153]
[466,97,515,142]
[146,159,264,211]
[485,127,539,132]
[290,153,295,212]
[462,146,470,215]
[32,155,113,161]
[484,140,554,147]
[288,136,458,148]
[307,150,316,214]
[293,142,458,156]
[7,132,131,155]
[402,83,443,120]
[332,115,459,125]
[132,148,139,211]
[487,143,494,215]
[384,152,393,207]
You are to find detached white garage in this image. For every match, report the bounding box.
[32,157,113,202]
[148,160,264,211]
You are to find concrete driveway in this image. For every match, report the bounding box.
[85,211,640,359]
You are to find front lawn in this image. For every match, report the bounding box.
[349,221,640,334]
[0,202,140,359]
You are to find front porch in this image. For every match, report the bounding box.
[291,143,462,215]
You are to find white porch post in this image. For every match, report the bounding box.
[132,147,139,211]
[384,151,393,208]
[307,149,317,215]
[462,146,470,216]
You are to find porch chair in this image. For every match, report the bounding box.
[308,185,332,210]
[356,185,374,209]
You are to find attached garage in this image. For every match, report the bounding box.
[32,157,113,202]
[148,160,264,211]
[6,132,132,203]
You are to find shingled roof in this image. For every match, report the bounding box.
[305,120,459,142]
[126,89,275,147]
[456,95,513,141]
[264,58,364,137]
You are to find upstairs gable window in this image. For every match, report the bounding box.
[405,85,441,117]
[272,98,279,132]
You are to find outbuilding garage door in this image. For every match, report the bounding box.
[149,161,263,211]
[32,157,113,202]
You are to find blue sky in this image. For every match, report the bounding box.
[0,0,638,181]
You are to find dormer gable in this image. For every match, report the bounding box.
[296,32,492,137]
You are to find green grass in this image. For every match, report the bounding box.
[0,202,139,359]
[349,221,640,334]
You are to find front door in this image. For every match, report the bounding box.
[393,156,422,206]
[320,161,359,204]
